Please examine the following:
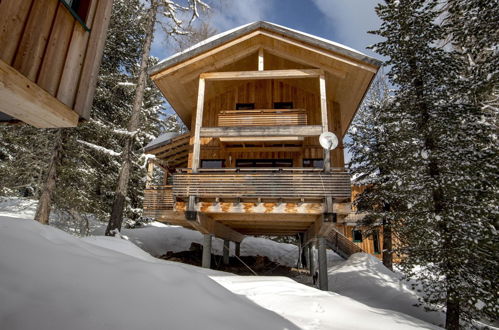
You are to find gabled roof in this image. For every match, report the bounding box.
[149,21,381,135]
[149,21,381,76]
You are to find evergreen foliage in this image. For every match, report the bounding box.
[349,0,497,327]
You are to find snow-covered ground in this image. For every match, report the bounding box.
[0,198,443,329]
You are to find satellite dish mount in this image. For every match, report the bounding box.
[319,132,339,151]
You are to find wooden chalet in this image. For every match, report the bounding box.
[0,0,113,127]
[144,21,381,289]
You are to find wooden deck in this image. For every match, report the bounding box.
[218,109,307,127]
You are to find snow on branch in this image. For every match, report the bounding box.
[77,140,121,157]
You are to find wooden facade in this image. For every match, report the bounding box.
[144,22,381,266]
[0,0,113,127]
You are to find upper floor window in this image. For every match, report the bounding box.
[201,160,225,169]
[274,102,293,109]
[236,103,255,110]
[60,0,92,30]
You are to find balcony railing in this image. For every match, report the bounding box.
[143,185,174,218]
[172,168,350,200]
[218,109,307,127]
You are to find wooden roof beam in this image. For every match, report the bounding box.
[200,69,323,81]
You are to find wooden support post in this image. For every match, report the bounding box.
[309,239,315,276]
[235,242,241,257]
[191,77,205,173]
[202,233,212,268]
[145,159,154,188]
[223,239,230,265]
[318,236,328,290]
[258,48,264,71]
[319,73,331,172]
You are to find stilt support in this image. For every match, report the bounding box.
[202,234,212,268]
[223,239,230,265]
[308,240,315,276]
[235,242,241,257]
[318,236,328,290]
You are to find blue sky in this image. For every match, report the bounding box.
[151,0,384,61]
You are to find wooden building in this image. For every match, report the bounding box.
[0,0,114,127]
[144,21,381,289]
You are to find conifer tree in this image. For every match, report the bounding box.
[361,0,497,327]
[106,0,210,236]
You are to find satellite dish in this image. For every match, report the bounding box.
[319,132,339,151]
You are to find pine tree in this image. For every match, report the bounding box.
[106,0,210,236]
[365,0,497,327]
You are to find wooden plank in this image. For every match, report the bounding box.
[201,125,322,137]
[193,213,244,243]
[74,0,114,119]
[12,0,59,81]
[319,73,331,171]
[201,69,322,81]
[0,58,79,127]
[37,3,74,96]
[258,47,264,71]
[0,0,33,64]
[191,77,205,172]
[57,22,87,107]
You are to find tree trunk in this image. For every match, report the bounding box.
[105,1,158,236]
[445,288,460,330]
[382,218,393,271]
[34,130,63,225]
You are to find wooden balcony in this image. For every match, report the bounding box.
[172,168,350,200]
[218,109,307,127]
[143,185,174,218]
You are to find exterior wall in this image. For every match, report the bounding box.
[187,79,344,168]
[335,223,384,259]
[0,0,111,120]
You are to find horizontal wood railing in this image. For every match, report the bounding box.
[218,109,307,127]
[143,185,174,218]
[172,170,351,200]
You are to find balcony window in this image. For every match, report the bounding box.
[201,160,225,169]
[236,103,255,110]
[352,229,363,243]
[274,102,293,109]
[303,159,324,168]
[236,159,293,168]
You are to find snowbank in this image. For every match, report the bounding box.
[328,252,445,326]
[0,216,300,330]
[0,216,440,330]
[214,276,440,330]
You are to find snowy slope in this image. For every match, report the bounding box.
[0,216,440,330]
[328,253,446,326]
[0,216,299,330]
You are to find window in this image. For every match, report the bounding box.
[236,159,293,168]
[236,103,255,110]
[303,159,324,168]
[372,231,381,254]
[352,230,363,243]
[274,102,293,109]
[60,0,92,30]
[201,160,225,169]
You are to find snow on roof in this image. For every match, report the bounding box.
[149,21,381,75]
[144,131,182,151]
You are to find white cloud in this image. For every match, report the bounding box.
[310,0,382,57]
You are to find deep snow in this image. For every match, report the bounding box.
[0,198,443,329]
